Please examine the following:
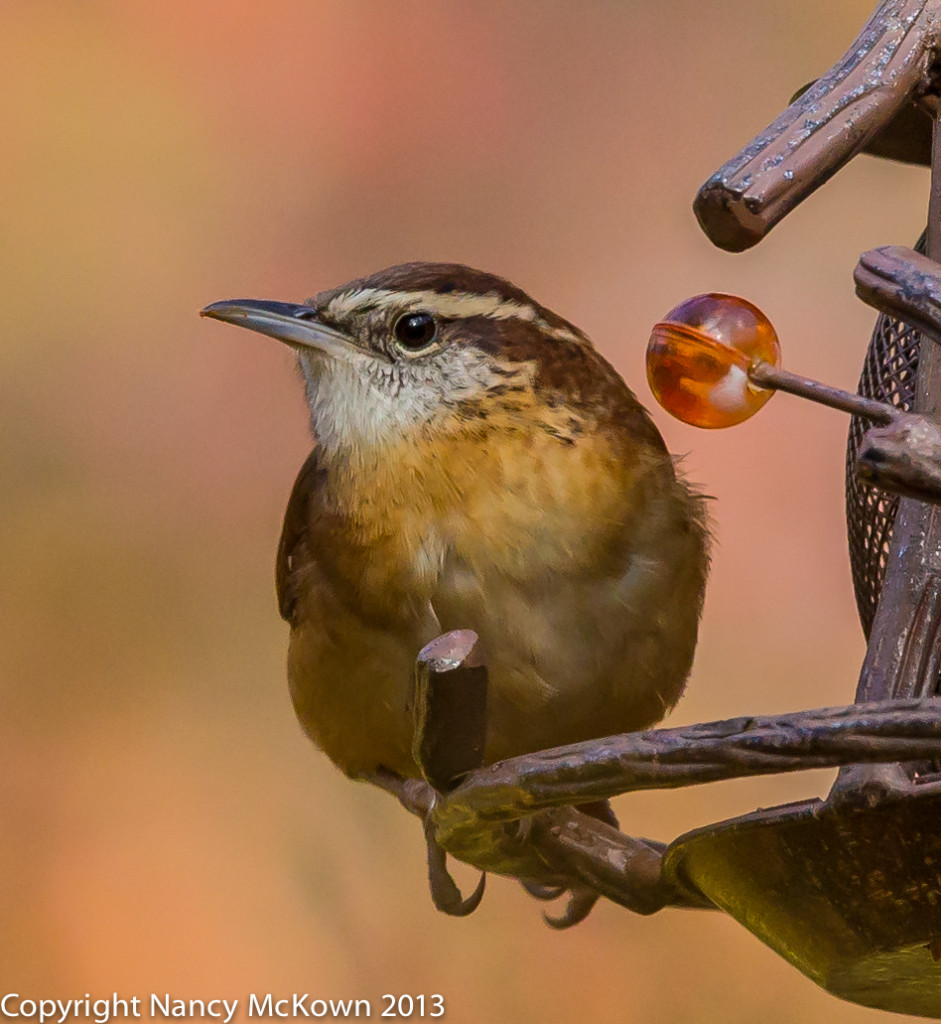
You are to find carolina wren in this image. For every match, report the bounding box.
[202,263,709,782]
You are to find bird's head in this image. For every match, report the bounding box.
[201,262,641,459]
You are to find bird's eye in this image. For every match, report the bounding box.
[393,312,438,352]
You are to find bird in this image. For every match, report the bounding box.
[201,263,709,786]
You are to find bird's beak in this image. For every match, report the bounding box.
[200,299,373,361]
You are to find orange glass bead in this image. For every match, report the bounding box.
[646,293,782,428]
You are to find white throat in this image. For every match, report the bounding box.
[298,345,534,456]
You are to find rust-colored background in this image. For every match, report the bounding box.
[1,2,930,1021]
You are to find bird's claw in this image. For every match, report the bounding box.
[369,769,605,924]
[519,879,568,901]
[424,814,486,916]
[543,889,599,929]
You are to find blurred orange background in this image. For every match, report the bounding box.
[0,1,931,1021]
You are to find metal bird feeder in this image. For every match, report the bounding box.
[389,1,941,1017]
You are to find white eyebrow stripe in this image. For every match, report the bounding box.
[324,287,588,345]
[325,287,540,322]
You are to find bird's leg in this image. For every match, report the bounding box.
[412,629,602,912]
[415,629,594,913]
[423,812,487,917]
[367,766,434,816]
[367,765,577,917]
[365,767,487,917]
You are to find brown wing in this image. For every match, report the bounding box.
[275,448,326,623]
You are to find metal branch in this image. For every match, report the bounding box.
[526,808,712,916]
[407,640,941,916]
[849,245,941,500]
[854,245,941,344]
[748,360,897,422]
[428,700,941,874]
[694,0,939,251]
[790,79,934,165]
[857,415,941,499]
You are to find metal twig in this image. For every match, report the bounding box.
[428,699,941,878]
[748,361,898,423]
[695,0,938,251]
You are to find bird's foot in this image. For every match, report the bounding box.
[518,877,599,927]
[366,769,487,916]
[519,879,567,901]
[367,770,622,923]
[516,799,618,926]
[543,889,600,930]
[424,813,486,916]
